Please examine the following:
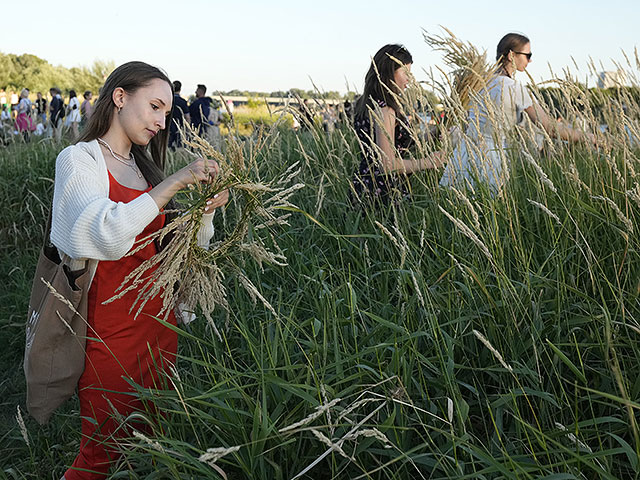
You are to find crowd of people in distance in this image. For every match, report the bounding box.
[0,88,94,143]
[1,79,368,152]
[0,82,231,148]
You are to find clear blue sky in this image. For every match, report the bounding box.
[2,0,637,95]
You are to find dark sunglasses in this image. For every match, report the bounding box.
[514,51,533,60]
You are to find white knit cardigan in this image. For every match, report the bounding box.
[51,139,214,288]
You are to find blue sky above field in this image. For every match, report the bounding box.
[2,0,638,95]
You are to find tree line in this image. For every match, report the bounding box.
[0,52,353,101]
[0,52,114,95]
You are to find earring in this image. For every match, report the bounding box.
[117,105,122,114]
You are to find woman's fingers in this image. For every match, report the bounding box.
[203,189,230,213]
[204,159,220,180]
[183,158,221,186]
[200,158,219,178]
[431,151,445,168]
[210,189,229,207]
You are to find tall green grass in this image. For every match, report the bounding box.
[2,71,640,479]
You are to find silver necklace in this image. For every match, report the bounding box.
[97,137,143,178]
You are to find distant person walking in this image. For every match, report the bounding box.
[35,92,47,124]
[0,105,10,123]
[49,88,65,141]
[322,105,336,134]
[168,80,190,149]
[10,91,19,114]
[67,90,81,140]
[298,98,314,130]
[189,83,211,136]
[206,98,223,149]
[80,91,93,129]
[15,88,35,140]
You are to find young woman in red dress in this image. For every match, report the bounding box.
[51,61,229,479]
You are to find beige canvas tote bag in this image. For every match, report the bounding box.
[24,210,89,424]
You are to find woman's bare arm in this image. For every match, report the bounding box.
[374,106,443,174]
[525,103,595,144]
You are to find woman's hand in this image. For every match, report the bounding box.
[149,157,222,211]
[429,151,446,169]
[584,132,597,146]
[172,157,220,190]
[204,189,229,214]
[417,151,445,170]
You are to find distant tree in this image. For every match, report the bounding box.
[86,60,115,91]
[0,54,16,88]
[344,91,358,101]
[320,91,342,100]
[289,88,307,99]
[224,89,245,97]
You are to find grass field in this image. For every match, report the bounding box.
[1,78,640,480]
[220,104,296,136]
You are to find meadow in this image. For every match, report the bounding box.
[1,71,640,480]
[220,104,294,136]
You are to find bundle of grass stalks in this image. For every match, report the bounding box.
[423,27,496,114]
[104,121,303,339]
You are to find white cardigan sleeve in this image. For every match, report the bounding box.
[197,212,215,249]
[51,144,160,261]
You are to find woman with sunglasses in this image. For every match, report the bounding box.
[440,33,595,193]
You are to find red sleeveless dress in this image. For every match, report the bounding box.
[65,171,177,479]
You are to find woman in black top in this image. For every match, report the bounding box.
[35,92,47,124]
[351,44,443,205]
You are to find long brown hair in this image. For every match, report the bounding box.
[77,61,173,190]
[354,44,413,120]
[496,33,530,71]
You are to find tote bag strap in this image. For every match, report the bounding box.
[41,206,62,265]
[41,206,87,270]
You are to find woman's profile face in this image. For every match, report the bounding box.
[513,42,532,72]
[117,78,172,146]
[393,63,412,91]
